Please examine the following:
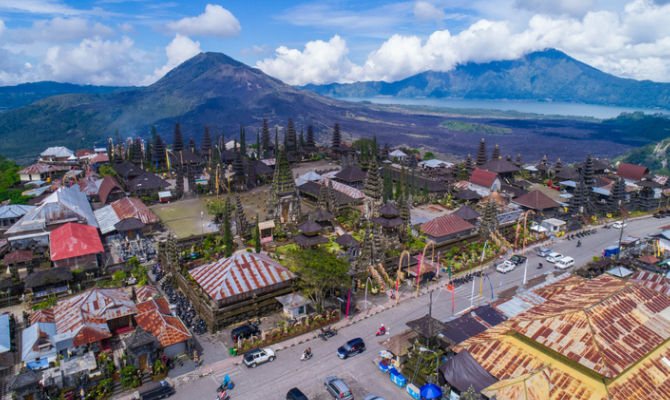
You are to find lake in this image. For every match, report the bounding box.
[338,97,669,119]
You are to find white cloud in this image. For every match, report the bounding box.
[167,4,240,39]
[142,34,201,85]
[41,36,147,85]
[414,1,446,21]
[256,35,361,85]
[0,20,5,37]
[257,0,670,84]
[0,0,80,15]
[8,17,114,44]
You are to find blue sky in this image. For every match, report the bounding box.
[1,0,670,86]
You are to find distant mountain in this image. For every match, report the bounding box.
[301,49,670,109]
[0,51,668,163]
[0,81,130,111]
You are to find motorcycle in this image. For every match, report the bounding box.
[300,351,313,361]
[375,326,387,336]
[576,240,582,248]
[215,390,230,400]
[217,375,234,392]
[318,327,337,341]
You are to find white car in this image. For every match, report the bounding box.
[545,252,564,263]
[555,256,575,269]
[496,260,516,274]
[243,347,275,368]
[612,221,627,229]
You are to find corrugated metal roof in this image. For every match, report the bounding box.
[110,198,159,225]
[135,297,191,347]
[629,270,670,296]
[0,204,35,219]
[50,223,103,261]
[317,178,364,199]
[19,163,64,175]
[7,186,96,235]
[40,146,74,158]
[136,285,160,302]
[94,205,120,234]
[21,322,57,363]
[54,288,137,347]
[190,253,295,302]
[608,343,670,400]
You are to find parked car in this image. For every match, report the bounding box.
[286,388,309,400]
[509,255,528,265]
[242,347,275,368]
[612,221,627,229]
[536,248,552,257]
[324,377,354,400]
[555,256,575,270]
[231,324,260,342]
[138,381,175,400]
[337,338,366,359]
[496,260,516,274]
[545,252,564,263]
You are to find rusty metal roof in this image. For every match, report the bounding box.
[110,197,159,225]
[608,343,670,400]
[54,288,137,347]
[19,163,66,175]
[532,274,587,301]
[629,270,670,296]
[135,297,191,348]
[190,253,295,302]
[317,178,364,199]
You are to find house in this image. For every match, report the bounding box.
[53,287,137,352]
[418,159,454,169]
[275,293,311,319]
[21,320,70,370]
[112,161,143,182]
[389,149,407,160]
[451,206,480,226]
[0,204,35,232]
[480,158,519,180]
[189,253,295,329]
[18,163,67,183]
[127,171,170,196]
[6,186,97,250]
[421,215,475,244]
[50,223,104,271]
[97,176,125,204]
[24,268,73,300]
[134,297,191,359]
[94,197,159,237]
[90,153,109,167]
[8,370,45,400]
[512,189,561,213]
[469,168,501,195]
[258,220,275,243]
[2,250,36,278]
[616,162,649,182]
[538,218,566,234]
[122,327,158,372]
[39,147,75,163]
[449,274,670,400]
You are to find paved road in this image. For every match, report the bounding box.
[172,216,667,400]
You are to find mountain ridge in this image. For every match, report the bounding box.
[301,49,670,109]
[0,81,131,111]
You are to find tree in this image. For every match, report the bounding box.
[476,138,487,166]
[223,197,233,257]
[98,165,120,180]
[254,214,261,253]
[332,123,341,150]
[423,151,435,160]
[382,167,393,202]
[287,248,348,310]
[173,122,184,152]
[207,200,227,223]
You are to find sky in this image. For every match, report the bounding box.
[1,0,670,86]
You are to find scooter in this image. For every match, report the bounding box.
[217,375,234,392]
[375,326,387,336]
[300,351,313,361]
[576,240,582,248]
[215,389,230,400]
[538,262,543,269]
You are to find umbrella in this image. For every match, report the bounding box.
[420,383,443,399]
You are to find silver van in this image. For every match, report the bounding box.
[324,376,353,400]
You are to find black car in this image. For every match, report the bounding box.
[139,381,175,400]
[286,387,309,400]
[509,255,527,265]
[337,338,366,359]
[231,324,260,342]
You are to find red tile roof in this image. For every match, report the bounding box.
[135,297,191,347]
[54,288,137,347]
[90,153,109,164]
[50,223,104,261]
[421,214,475,238]
[616,162,649,181]
[190,253,295,302]
[110,197,159,225]
[470,168,498,188]
[512,190,560,210]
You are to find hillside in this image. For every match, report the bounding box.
[302,49,670,109]
[0,81,129,111]
[0,51,668,164]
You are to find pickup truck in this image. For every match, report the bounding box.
[496,260,516,274]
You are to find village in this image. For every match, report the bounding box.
[0,119,669,400]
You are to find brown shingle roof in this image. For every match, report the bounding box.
[334,234,359,248]
[98,176,124,204]
[2,250,33,265]
[421,214,474,238]
[135,297,191,347]
[127,172,170,192]
[334,165,366,182]
[378,202,399,217]
[452,205,480,221]
[616,162,649,181]
[470,168,498,188]
[512,190,560,210]
[481,158,520,174]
